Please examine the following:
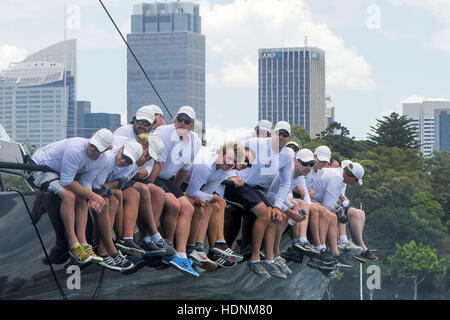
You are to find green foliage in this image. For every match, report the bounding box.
[290,125,311,145]
[367,112,420,150]
[387,240,446,285]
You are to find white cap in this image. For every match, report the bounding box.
[89,128,113,152]
[136,105,156,123]
[123,141,143,164]
[341,159,352,168]
[348,162,364,185]
[314,145,331,163]
[176,106,196,120]
[149,104,163,115]
[287,141,300,149]
[256,120,272,132]
[296,148,315,162]
[274,121,291,135]
[147,135,164,161]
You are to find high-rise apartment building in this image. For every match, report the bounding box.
[403,100,450,157]
[434,109,450,152]
[258,46,326,138]
[127,2,205,134]
[0,62,69,148]
[23,39,77,137]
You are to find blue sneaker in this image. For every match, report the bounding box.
[162,255,199,278]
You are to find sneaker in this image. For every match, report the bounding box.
[115,239,145,257]
[280,246,304,264]
[307,258,336,271]
[274,255,293,275]
[99,255,121,271]
[333,254,353,268]
[113,251,134,272]
[354,249,378,263]
[82,244,104,263]
[154,238,177,257]
[293,241,320,259]
[337,241,363,256]
[247,261,271,279]
[43,246,69,265]
[318,248,338,265]
[162,255,199,278]
[207,251,237,268]
[263,261,287,279]
[68,243,92,265]
[120,256,148,275]
[141,241,166,258]
[188,250,218,272]
[212,243,244,263]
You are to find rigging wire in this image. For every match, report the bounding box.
[98,0,173,119]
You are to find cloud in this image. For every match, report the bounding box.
[0,45,28,71]
[200,0,374,91]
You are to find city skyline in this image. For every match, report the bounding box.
[0,0,449,146]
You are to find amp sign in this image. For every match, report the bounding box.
[262,52,282,59]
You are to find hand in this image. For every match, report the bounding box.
[211,193,221,203]
[194,197,205,207]
[271,207,283,222]
[229,176,244,188]
[285,207,306,223]
[134,167,148,179]
[136,149,151,167]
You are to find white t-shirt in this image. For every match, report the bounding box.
[153,124,202,180]
[305,168,324,190]
[32,137,106,188]
[113,124,135,139]
[311,167,344,212]
[184,146,231,201]
[234,137,294,209]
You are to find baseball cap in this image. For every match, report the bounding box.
[296,148,314,162]
[287,141,300,149]
[176,106,196,120]
[256,120,272,132]
[89,128,113,152]
[314,145,331,163]
[136,105,156,124]
[341,159,352,168]
[149,104,163,115]
[122,141,143,164]
[147,135,164,161]
[274,121,291,135]
[348,162,364,185]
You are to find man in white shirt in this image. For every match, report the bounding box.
[149,106,202,277]
[182,142,245,272]
[235,119,272,143]
[31,129,113,265]
[224,121,294,279]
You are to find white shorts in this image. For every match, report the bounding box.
[31,171,64,194]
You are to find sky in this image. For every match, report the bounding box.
[0,0,449,145]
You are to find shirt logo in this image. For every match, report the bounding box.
[265,160,272,168]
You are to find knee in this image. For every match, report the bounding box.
[166,195,180,213]
[59,190,76,207]
[309,206,318,218]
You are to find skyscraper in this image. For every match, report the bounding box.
[127,2,205,134]
[0,62,69,148]
[258,46,326,138]
[434,109,450,152]
[403,100,450,157]
[23,39,77,138]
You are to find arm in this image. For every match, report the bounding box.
[174,169,189,187]
[185,165,213,201]
[273,159,294,210]
[148,161,163,183]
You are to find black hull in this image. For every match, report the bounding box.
[0,191,331,300]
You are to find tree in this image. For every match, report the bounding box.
[290,125,311,145]
[387,240,446,300]
[318,121,351,138]
[368,112,420,150]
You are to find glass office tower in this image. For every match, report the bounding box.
[258,47,326,138]
[127,2,205,135]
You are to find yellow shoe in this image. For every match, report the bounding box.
[82,244,104,263]
[69,243,92,264]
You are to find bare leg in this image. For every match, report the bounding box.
[148,184,165,224]
[133,182,159,236]
[74,195,89,245]
[57,189,78,246]
[249,203,271,261]
[112,189,123,240]
[95,198,118,256]
[348,208,368,251]
[307,204,321,246]
[207,197,226,247]
[274,214,289,255]
[174,196,194,253]
[161,193,180,244]
[325,211,339,255]
[122,187,140,238]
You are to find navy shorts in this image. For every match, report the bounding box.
[155,177,185,198]
[224,185,273,210]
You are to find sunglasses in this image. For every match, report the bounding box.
[176,116,192,125]
[245,157,252,168]
[278,130,290,138]
[122,154,133,165]
[135,119,152,127]
[297,159,315,167]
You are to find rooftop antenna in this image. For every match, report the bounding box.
[304,36,309,48]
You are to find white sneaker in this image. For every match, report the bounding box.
[337,241,363,256]
[188,250,218,272]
